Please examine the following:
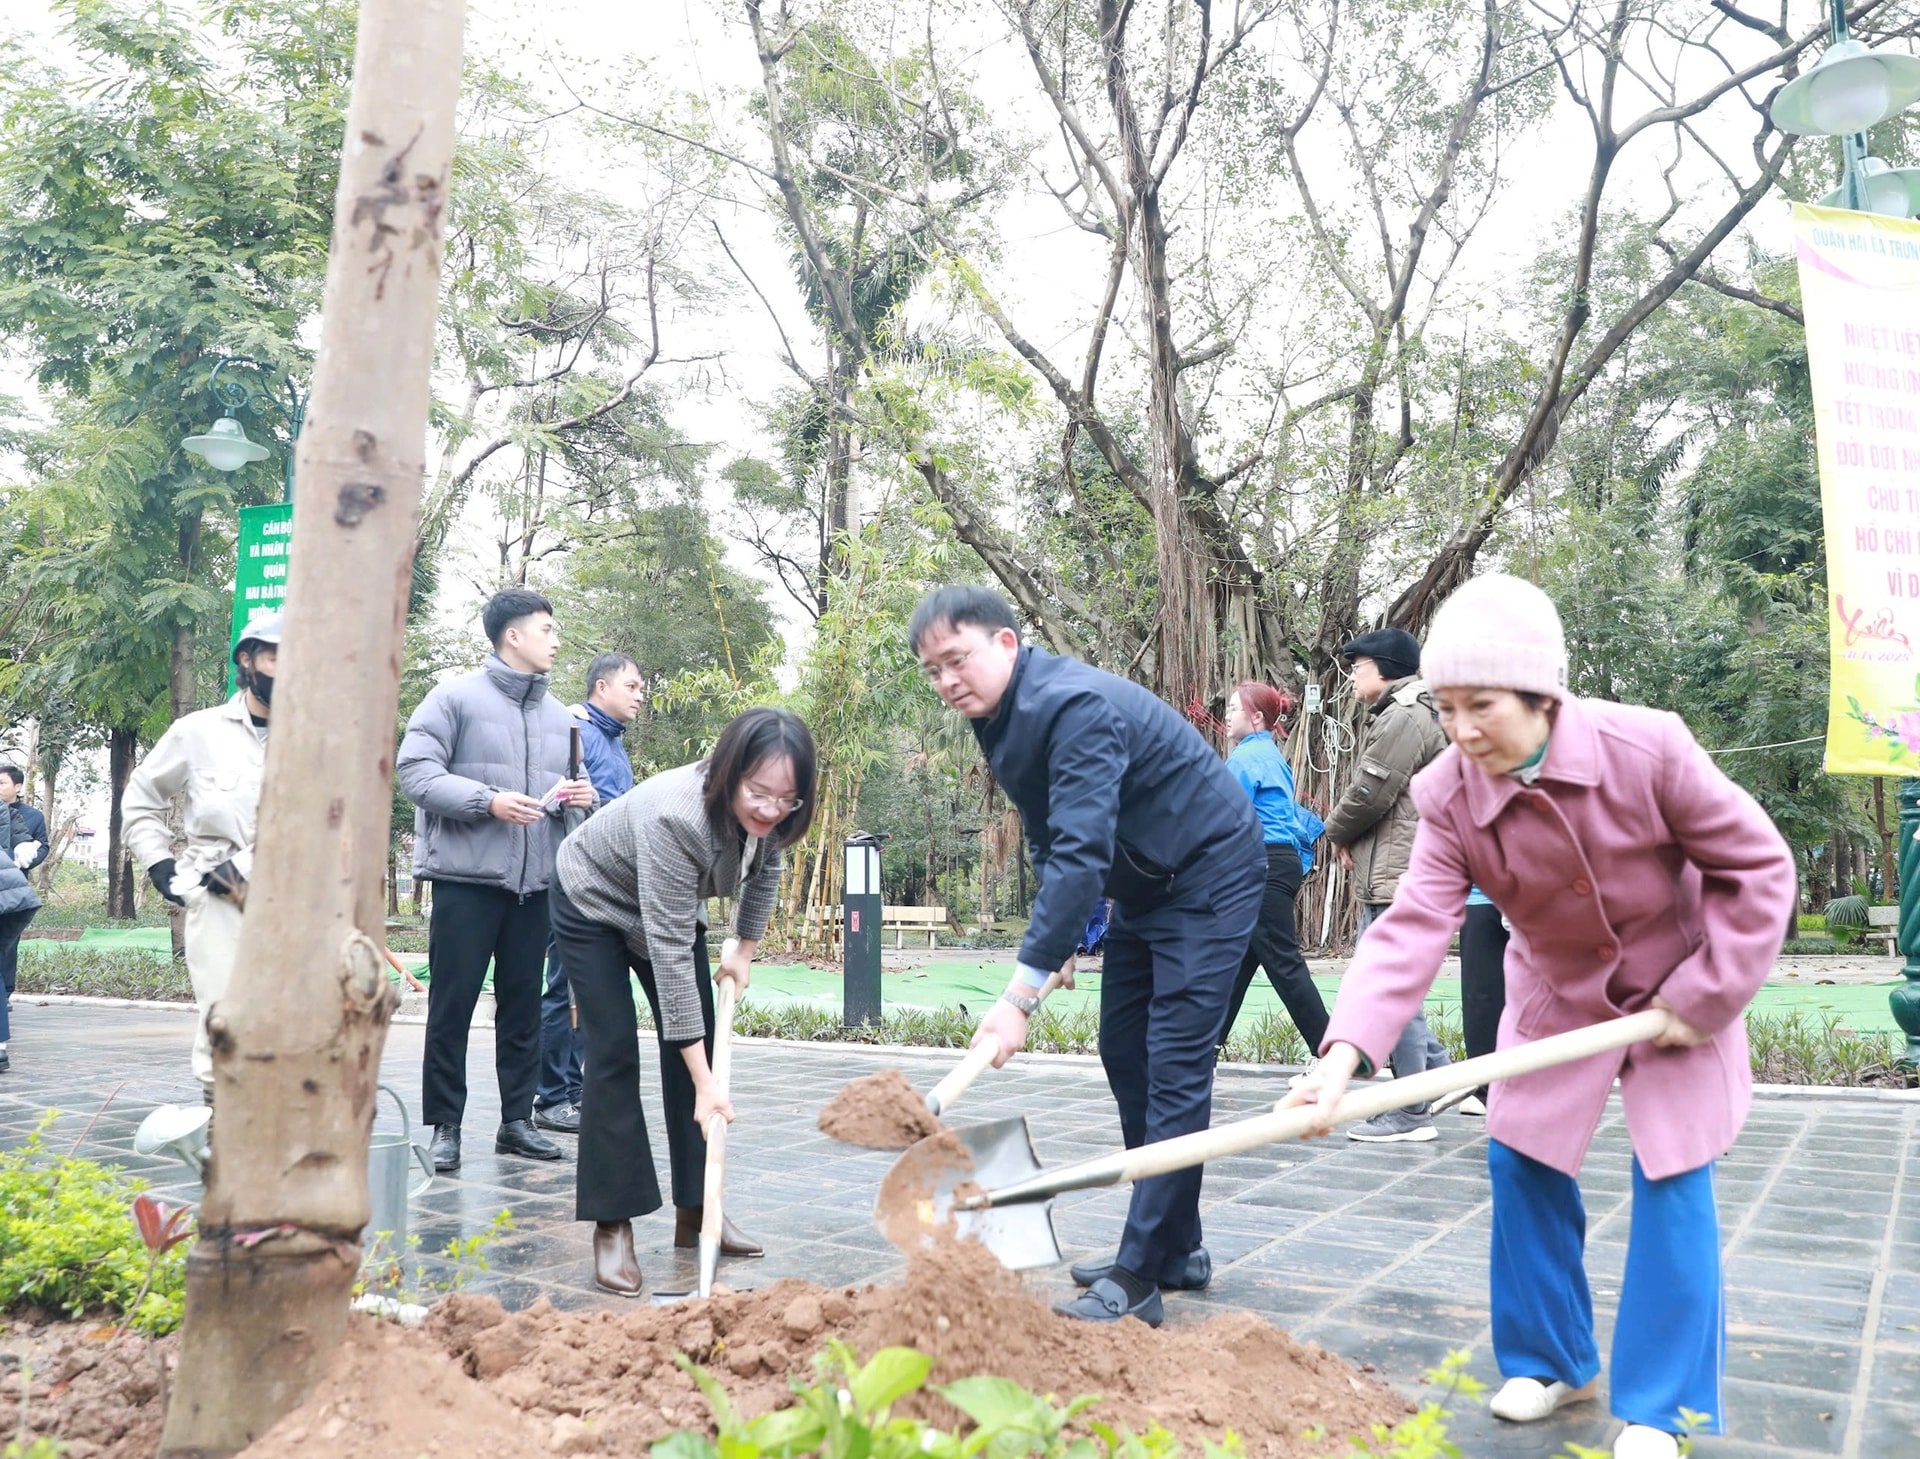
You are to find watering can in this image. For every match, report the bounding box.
[367,1084,434,1250]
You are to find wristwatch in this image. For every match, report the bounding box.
[1000,989,1041,1016]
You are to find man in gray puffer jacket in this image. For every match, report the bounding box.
[398,588,595,1171]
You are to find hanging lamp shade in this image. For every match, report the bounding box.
[181,415,270,472]
[1819,154,1920,216]
[1772,38,1920,136]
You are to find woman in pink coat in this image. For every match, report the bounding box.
[1283,573,1796,1459]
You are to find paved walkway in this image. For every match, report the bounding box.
[14,1003,1919,1458]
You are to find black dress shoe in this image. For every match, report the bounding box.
[0,1051,11,1073]
[533,1103,582,1134]
[1070,1247,1211,1291]
[1053,1276,1163,1327]
[430,1124,461,1172]
[495,1119,563,1160]
[675,1205,765,1256]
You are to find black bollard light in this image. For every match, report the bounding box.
[843,832,885,1027]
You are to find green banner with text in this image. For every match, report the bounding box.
[228,501,292,693]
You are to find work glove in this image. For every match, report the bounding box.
[147,859,186,907]
[11,841,37,870]
[204,859,250,910]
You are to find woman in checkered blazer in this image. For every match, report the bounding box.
[553,707,816,1296]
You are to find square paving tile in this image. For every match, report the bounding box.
[23,1004,1920,1459]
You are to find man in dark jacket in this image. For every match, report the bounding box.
[911,586,1265,1327]
[1324,627,1451,1143]
[0,789,43,1074]
[0,770,47,874]
[398,588,595,1172]
[533,652,642,1134]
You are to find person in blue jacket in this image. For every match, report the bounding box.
[911,586,1265,1327]
[533,652,643,1134]
[1216,682,1331,1060]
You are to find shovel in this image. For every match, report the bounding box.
[655,945,743,1304]
[879,1008,1674,1271]
[923,968,1067,1119]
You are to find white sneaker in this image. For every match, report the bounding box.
[1458,1094,1487,1116]
[1347,1108,1438,1143]
[1610,1426,1680,1459]
[1285,1056,1320,1089]
[1489,1377,1598,1422]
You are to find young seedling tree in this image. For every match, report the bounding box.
[159,2,469,1453]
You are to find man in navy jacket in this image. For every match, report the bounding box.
[533,652,642,1133]
[910,586,1264,1326]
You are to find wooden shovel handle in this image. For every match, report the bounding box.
[976,1009,1674,1208]
[701,947,742,1243]
[925,970,1065,1117]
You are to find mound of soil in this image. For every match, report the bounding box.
[817,1068,941,1149]
[23,1243,1408,1459]
[5,1319,174,1459]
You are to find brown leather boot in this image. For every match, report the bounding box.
[592,1220,643,1297]
[675,1206,764,1257]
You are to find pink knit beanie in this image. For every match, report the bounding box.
[1420,573,1569,699]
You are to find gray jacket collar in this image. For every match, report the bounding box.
[484,652,549,706]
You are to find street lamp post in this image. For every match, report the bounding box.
[180,355,307,503]
[1770,6,1920,1066]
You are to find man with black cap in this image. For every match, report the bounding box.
[1324,626,1451,1142]
[124,611,281,1097]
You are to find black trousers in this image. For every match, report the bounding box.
[0,907,33,1044]
[1101,847,1263,1279]
[552,881,714,1223]
[1460,900,1510,1101]
[421,881,549,1129]
[1218,842,1329,1052]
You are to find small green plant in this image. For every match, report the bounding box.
[1823,895,1870,944]
[116,1194,194,1339]
[657,1340,1246,1459]
[0,1115,186,1334]
[357,1208,516,1306]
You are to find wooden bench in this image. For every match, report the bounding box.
[797,904,953,949]
[1866,903,1902,955]
[882,905,949,949]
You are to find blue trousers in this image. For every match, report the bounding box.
[535,937,584,1111]
[1100,849,1263,1279]
[1489,1139,1725,1435]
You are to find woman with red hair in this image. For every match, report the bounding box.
[1219,682,1330,1059]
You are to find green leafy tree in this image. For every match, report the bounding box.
[0,0,349,910]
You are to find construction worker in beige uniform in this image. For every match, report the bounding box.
[123,612,278,1097]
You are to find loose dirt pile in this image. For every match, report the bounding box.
[817,1067,942,1149]
[23,1241,1408,1459]
[6,1319,174,1459]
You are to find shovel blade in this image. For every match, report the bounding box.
[876,1116,1064,1272]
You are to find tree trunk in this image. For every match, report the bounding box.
[170,616,199,722]
[106,727,138,919]
[1877,777,1898,901]
[159,4,467,1453]
[33,755,58,893]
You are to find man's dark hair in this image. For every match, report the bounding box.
[908,586,1018,655]
[482,588,554,647]
[703,707,818,849]
[584,652,640,703]
[0,765,23,788]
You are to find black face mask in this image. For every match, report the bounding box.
[240,665,274,706]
